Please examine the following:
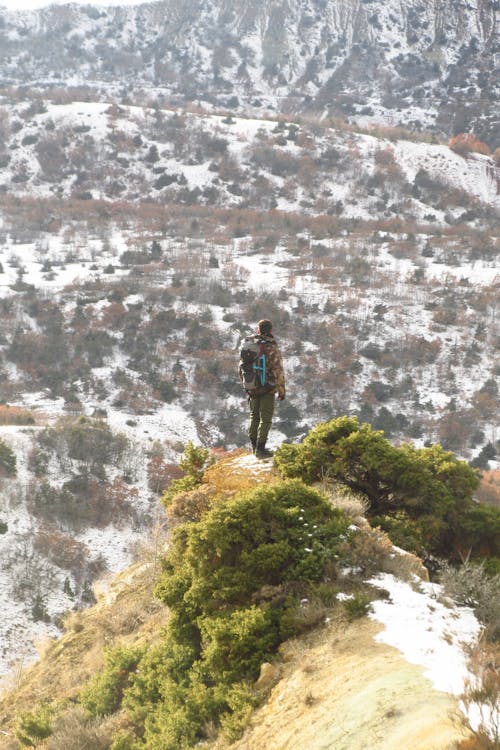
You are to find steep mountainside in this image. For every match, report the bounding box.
[0,0,498,731]
[0,452,487,750]
[0,0,498,145]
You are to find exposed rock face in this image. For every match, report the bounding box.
[0,0,497,144]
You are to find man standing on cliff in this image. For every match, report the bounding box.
[239,318,286,459]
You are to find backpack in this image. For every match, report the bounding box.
[238,335,275,394]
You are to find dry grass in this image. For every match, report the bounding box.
[0,405,36,425]
[459,643,500,750]
[313,479,369,521]
[0,559,168,740]
[203,449,279,492]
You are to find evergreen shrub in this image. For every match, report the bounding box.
[81,646,144,717]
[274,417,497,562]
[161,441,214,507]
[0,438,16,476]
[16,704,54,747]
[84,479,351,749]
[343,591,373,621]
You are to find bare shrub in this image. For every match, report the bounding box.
[383,546,430,582]
[147,455,184,494]
[460,643,500,750]
[340,525,394,577]
[476,472,500,508]
[166,485,220,526]
[0,405,35,425]
[33,530,89,574]
[46,707,111,750]
[449,134,491,157]
[283,597,329,633]
[9,541,56,603]
[439,563,500,640]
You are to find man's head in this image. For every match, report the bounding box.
[257,319,273,335]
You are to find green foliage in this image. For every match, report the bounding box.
[110,733,137,750]
[178,441,213,480]
[197,605,278,683]
[0,437,16,476]
[218,682,260,742]
[275,417,487,561]
[371,511,426,555]
[343,591,372,621]
[16,704,54,746]
[458,503,500,559]
[157,481,350,620]
[161,442,214,507]
[85,479,350,749]
[80,645,144,717]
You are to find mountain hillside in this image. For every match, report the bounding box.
[0,0,498,741]
[1,98,499,213]
[0,0,498,145]
[0,449,491,750]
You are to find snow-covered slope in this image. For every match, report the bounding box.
[0,100,498,218]
[0,0,498,145]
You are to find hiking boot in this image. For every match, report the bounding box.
[250,438,257,454]
[255,443,273,460]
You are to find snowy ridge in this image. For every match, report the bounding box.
[0,100,498,216]
[0,0,498,144]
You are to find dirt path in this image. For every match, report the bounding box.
[226,618,470,750]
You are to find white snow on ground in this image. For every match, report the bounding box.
[0,0,146,8]
[104,401,199,446]
[367,573,499,737]
[368,573,481,695]
[394,141,500,209]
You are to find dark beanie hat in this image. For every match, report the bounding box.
[257,319,272,335]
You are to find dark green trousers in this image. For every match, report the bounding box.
[248,391,275,445]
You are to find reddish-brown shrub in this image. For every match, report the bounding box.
[0,405,35,425]
[34,529,89,572]
[449,134,491,157]
[476,471,500,508]
[166,485,218,526]
[147,456,183,495]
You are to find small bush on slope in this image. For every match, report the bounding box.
[439,563,500,641]
[274,417,499,563]
[80,646,145,717]
[0,438,16,477]
[161,441,214,506]
[80,479,351,749]
[16,704,54,746]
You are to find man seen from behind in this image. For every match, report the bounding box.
[239,318,285,459]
